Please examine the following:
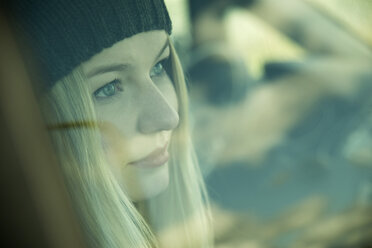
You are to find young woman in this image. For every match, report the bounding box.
[7,0,213,247]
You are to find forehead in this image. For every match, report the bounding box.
[82,30,168,73]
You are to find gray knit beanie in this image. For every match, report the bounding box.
[6,0,172,88]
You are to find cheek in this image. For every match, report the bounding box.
[98,122,132,168]
[160,78,179,113]
[94,92,139,138]
[98,122,171,201]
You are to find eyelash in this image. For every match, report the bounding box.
[93,78,123,100]
[150,58,169,78]
[92,57,170,101]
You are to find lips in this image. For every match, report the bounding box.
[128,143,169,168]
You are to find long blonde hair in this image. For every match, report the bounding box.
[40,38,213,248]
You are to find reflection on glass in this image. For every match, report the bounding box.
[182,0,372,247]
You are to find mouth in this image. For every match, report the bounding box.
[128,142,169,169]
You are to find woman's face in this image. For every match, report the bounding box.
[81,31,179,201]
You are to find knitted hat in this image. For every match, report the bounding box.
[6,0,172,87]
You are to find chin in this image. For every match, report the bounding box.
[125,163,170,202]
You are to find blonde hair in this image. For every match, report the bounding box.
[40,38,213,248]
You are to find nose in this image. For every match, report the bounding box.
[137,84,179,134]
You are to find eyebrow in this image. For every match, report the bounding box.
[154,38,170,62]
[86,63,128,78]
[86,38,170,78]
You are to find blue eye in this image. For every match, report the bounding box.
[94,79,123,99]
[150,60,167,77]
